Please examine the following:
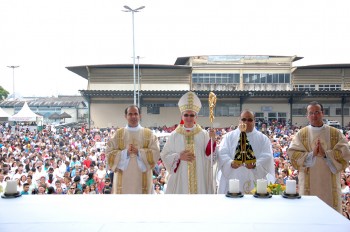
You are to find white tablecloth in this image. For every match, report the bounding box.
[0,194,349,232]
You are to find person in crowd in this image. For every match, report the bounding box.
[154,183,164,194]
[37,184,47,194]
[89,184,97,194]
[343,201,350,220]
[25,175,36,194]
[82,184,90,194]
[288,101,350,213]
[106,105,160,194]
[218,109,275,194]
[161,91,216,194]
[21,183,30,195]
[56,186,64,194]
[102,178,112,194]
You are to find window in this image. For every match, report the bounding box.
[147,105,160,114]
[273,74,278,83]
[319,84,341,91]
[293,85,316,91]
[285,74,290,83]
[336,108,350,116]
[267,74,273,83]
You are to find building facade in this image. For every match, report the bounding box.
[66,55,350,129]
[0,96,88,125]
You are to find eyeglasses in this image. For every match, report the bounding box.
[183,114,195,118]
[307,111,322,116]
[241,118,254,122]
[70,188,75,190]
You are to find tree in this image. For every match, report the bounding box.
[0,86,9,100]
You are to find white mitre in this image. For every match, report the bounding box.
[178,91,202,113]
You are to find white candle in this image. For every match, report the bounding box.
[286,180,296,195]
[5,180,17,194]
[256,179,267,194]
[229,179,240,193]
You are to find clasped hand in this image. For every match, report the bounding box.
[128,144,139,155]
[313,139,325,157]
[231,162,256,169]
[180,150,195,162]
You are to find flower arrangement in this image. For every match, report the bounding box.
[250,182,286,195]
[267,183,286,195]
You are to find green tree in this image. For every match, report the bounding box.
[0,86,9,100]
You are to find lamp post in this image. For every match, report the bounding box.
[123,5,145,106]
[7,65,20,99]
[136,56,145,108]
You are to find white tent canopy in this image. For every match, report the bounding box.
[9,102,43,122]
[0,107,11,118]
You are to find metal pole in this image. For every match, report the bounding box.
[137,55,140,108]
[123,5,144,106]
[132,11,136,105]
[7,66,19,99]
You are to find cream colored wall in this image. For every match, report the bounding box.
[142,83,190,91]
[90,103,350,129]
[90,103,243,129]
[243,103,290,115]
[91,103,128,128]
[89,83,190,91]
[141,107,180,127]
[90,83,133,91]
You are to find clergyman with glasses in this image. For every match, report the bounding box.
[161,91,216,194]
[217,109,275,194]
[288,101,350,213]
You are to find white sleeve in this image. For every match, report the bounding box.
[117,149,130,171]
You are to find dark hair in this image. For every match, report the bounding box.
[124,105,141,115]
[308,101,324,112]
[47,186,55,194]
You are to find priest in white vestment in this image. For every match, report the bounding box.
[106,105,160,194]
[218,110,275,194]
[161,91,216,194]
[288,101,350,213]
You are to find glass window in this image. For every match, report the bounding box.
[273,74,278,83]
[267,74,273,83]
[260,74,267,83]
[192,74,198,83]
[243,74,249,83]
[285,74,290,83]
[254,74,260,83]
[228,74,234,83]
[210,74,216,83]
[234,74,240,83]
[203,74,209,83]
[278,74,284,83]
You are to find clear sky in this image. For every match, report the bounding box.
[1,0,349,97]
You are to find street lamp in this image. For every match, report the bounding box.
[123,5,145,106]
[7,65,20,99]
[136,56,144,108]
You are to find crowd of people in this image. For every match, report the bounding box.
[1,100,350,220]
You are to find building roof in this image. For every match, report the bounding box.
[296,64,350,69]
[0,96,86,108]
[79,90,350,99]
[175,55,304,65]
[66,64,191,80]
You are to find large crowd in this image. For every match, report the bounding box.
[1,121,350,219]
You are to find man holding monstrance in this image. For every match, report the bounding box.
[218,110,275,194]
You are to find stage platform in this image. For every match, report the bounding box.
[0,194,349,232]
